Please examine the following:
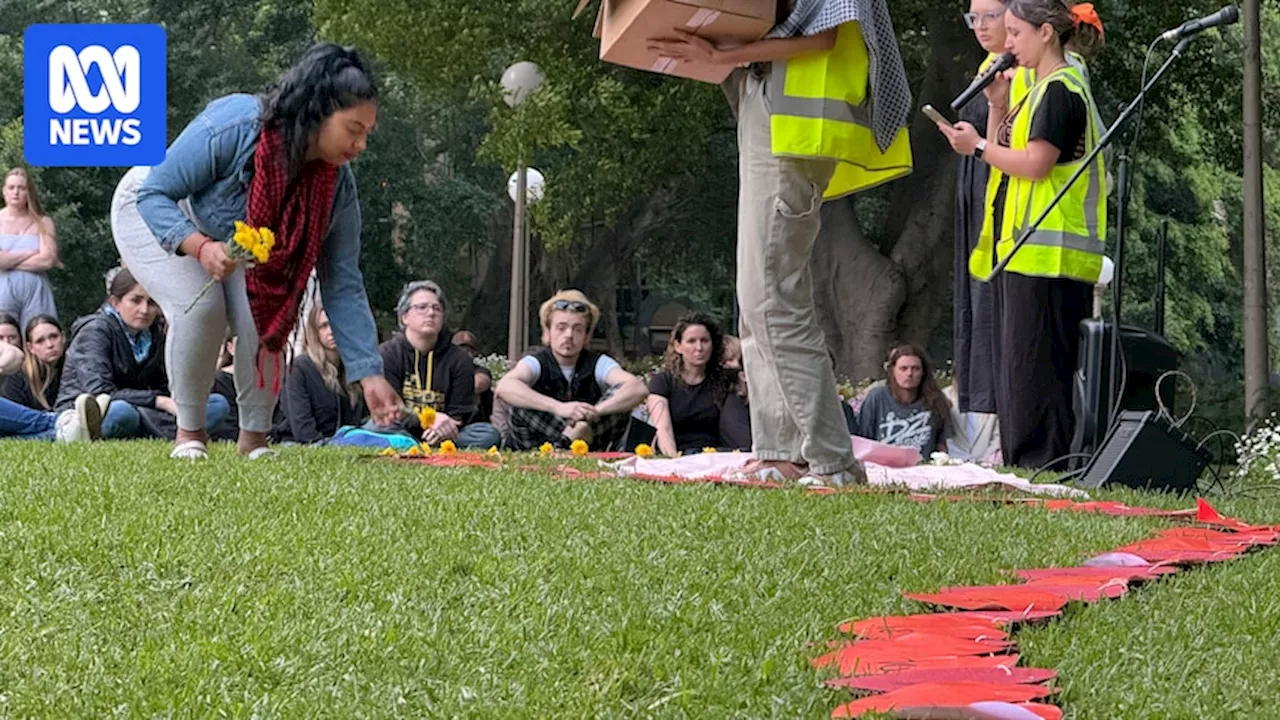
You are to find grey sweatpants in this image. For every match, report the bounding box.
[110,166,280,434]
[735,67,857,475]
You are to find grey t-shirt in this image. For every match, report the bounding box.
[853,385,941,457]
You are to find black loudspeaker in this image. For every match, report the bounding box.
[1070,320,1180,467]
[1075,410,1211,493]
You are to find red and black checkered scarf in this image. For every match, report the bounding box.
[243,127,339,391]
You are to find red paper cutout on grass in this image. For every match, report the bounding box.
[823,653,1023,679]
[840,611,1059,639]
[831,680,1056,718]
[813,636,1014,676]
[904,586,1071,613]
[828,666,1058,694]
[1010,566,1177,583]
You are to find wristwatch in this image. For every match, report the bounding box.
[974,138,988,160]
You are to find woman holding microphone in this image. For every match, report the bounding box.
[938,0,1106,469]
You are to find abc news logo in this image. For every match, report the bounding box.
[24,24,166,167]
[48,44,143,146]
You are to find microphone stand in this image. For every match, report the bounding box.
[982,34,1194,439]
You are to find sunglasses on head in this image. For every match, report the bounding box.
[553,300,589,313]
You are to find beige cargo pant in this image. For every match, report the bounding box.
[735,66,858,476]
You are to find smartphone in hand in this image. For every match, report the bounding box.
[922,104,954,129]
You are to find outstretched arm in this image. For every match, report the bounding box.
[646,28,837,67]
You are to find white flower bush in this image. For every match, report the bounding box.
[1234,412,1280,485]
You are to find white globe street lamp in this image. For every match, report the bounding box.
[503,61,545,359]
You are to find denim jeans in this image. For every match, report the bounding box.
[0,396,55,440]
[101,396,231,439]
[455,422,502,449]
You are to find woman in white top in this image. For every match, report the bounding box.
[0,168,59,326]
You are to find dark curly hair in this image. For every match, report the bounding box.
[662,311,733,404]
[259,43,379,180]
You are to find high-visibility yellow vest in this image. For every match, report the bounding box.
[768,22,912,200]
[970,65,1107,283]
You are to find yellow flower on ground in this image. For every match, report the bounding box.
[634,443,654,458]
[406,445,422,457]
[570,439,589,457]
[440,440,457,455]
[702,447,717,454]
[487,446,501,456]
[417,406,437,430]
[421,444,433,456]
[539,442,554,456]
[380,447,397,457]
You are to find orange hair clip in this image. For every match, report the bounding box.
[1072,3,1104,35]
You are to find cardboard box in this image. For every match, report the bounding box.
[576,0,776,84]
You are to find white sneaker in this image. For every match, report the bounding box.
[798,466,868,488]
[95,393,111,418]
[54,394,103,443]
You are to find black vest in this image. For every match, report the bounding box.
[528,347,603,404]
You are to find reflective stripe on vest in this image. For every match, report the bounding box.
[969,66,1107,283]
[768,22,912,200]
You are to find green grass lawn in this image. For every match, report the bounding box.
[0,442,1277,717]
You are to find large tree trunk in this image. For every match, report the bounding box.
[569,188,683,358]
[810,197,908,381]
[811,11,979,381]
[464,188,683,358]
[461,206,515,355]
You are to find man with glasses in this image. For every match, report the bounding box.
[496,290,648,451]
[378,280,501,449]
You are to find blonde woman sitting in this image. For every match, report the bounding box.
[282,302,367,444]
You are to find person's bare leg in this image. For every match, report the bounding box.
[237,429,270,455]
[176,427,209,446]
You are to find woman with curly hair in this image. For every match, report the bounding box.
[645,312,736,456]
[110,42,403,460]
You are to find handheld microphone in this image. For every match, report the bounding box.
[1160,5,1239,42]
[950,52,1016,112]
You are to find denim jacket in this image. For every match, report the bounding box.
[135,93,383,382]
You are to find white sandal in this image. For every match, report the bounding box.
[170,440,209,460]
[245,447,278,460]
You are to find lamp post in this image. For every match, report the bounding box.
[501,61,545,361]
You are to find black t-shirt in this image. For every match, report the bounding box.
[990,81,1089,261]
[649,370,722,453]
[1029,82,1087,162]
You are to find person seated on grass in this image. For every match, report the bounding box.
[1,314,65,411]
[851,343,950,458]
[0,330,20,377]
[646,311,737,456]
[0,312,20,352]
[0,390,101,442]
[56,268,229,440]
[497,290,648,451]
[718,335,752,452]
[452,329,494,424]
[379,280,501,449]
[284,302,367,444]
